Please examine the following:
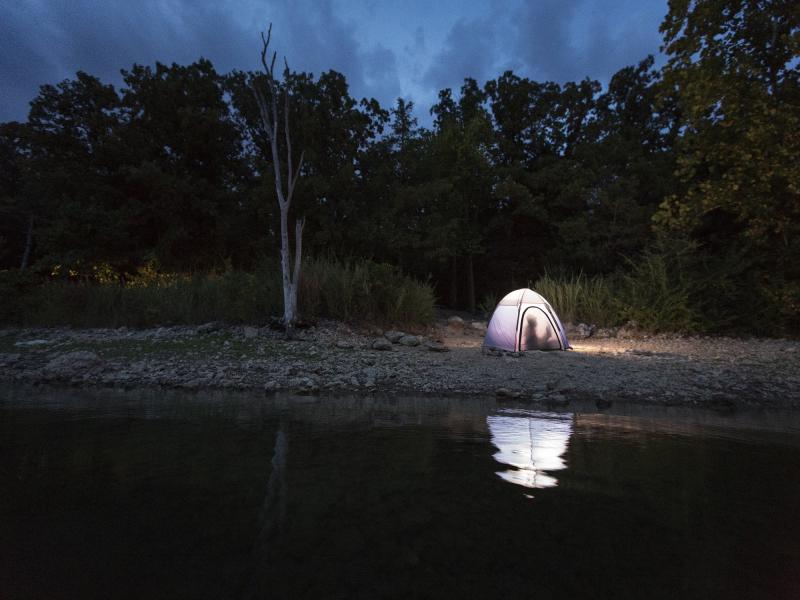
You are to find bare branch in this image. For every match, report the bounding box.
[259,25,277,81]
[289,150,304,199]
[284,78,292,189]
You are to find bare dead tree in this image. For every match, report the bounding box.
[251,24,305,337]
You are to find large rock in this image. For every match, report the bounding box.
[398,335,420,347]
[361,367,380,388]
[371,338,393,351]
[14,339,49,347]
[470,321,487,332]
[569,322,594,338]
[289,376,319,394]
[45,351,102,372]
[197,322,221,334]
[447,316,465,331]
[384,330,405,343]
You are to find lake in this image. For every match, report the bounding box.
[2,386,799,599]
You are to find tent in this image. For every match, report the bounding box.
[483,288,570,352]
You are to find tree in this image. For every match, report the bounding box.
[656,0,800,327]
[120,59,245,271]
[656,0,799,247]
[22,72,128,276]
[251,25,305,335]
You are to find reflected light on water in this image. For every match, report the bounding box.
[488,411,572,489]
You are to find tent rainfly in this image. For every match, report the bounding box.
[483,288,570,352]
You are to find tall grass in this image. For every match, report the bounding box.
[1,258,435,327]
[618,243,698,332]
[532,272,618,326]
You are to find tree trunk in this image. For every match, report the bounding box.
[20,213,34,271]
[449,256,458,308]
[466,254,476,315]
[279,204,295,336]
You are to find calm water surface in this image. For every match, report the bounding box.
[1,386,799,599]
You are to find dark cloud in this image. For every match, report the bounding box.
[422,18,500,92]
[0,0,401,122]
[510,0,665,84]
[0,1,666,124]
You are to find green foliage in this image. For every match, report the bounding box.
[532,272,618,326]
[618,238,699,332]
[300,258,434,324]
[1,258,434,328]
[655,0,800,331]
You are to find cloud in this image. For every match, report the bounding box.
[510,0,665,84]
[0,0,668,124]
[422,17,500,93]
[0,0,402,122]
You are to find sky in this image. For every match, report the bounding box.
[0,0,669,125]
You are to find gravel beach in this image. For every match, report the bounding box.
[1,320,798,409]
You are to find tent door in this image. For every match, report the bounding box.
[519,306,563,351]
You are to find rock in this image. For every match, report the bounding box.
[495,387,512,397]
[426,342,450,352]
[384,330,405,343]
[371,338,393,351]
[0,353,21,366]
[398,335,420,347]
[576,323,595,338]
[593,327,617,339]
[45,351,102,372]
[263,381,278,393]
[197,322,220,334]
[470,321,487,332]
[617,321,639,339]
[243,326,259,339]
[362,367,380,388]
[447,316,465,331]
[335,340,354,349]
[14,339,49,347]
[289,376,319,394]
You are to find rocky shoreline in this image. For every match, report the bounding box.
[1,319,798,410]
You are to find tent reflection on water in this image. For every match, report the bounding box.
[487,411,573,489]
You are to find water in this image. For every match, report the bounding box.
[2,386,800,600]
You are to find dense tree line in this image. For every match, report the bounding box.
[1,1,797,330]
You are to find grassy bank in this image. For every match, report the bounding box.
[0,258,435,328]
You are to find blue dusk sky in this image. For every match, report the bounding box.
[0,0,669,124]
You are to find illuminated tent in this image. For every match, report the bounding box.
[483,288,570,352]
